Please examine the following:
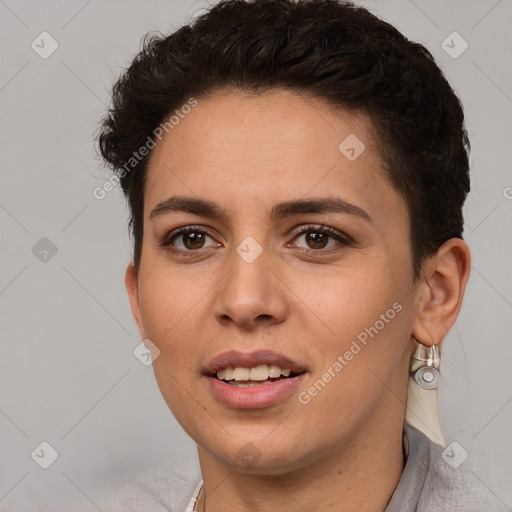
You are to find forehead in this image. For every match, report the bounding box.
[144,88,405,226]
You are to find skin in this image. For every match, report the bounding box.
[125,88,471,511]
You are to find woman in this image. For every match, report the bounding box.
[97,0,506,510]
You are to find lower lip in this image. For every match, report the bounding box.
[205,374,307,409]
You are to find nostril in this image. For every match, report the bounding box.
[256,314,272,321]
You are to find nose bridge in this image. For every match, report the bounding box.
[230,241,269,297]
[213,235,287,327]
[227,236,270,303]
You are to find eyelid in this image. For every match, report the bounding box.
[160,225,219,248]
[288,224,354,246]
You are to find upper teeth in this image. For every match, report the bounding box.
[216,365,292,381]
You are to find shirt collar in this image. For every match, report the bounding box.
[185,424,434,512]
[384,423,432,512]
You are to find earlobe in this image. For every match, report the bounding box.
[125,263,146,339]
[412,238,471,346]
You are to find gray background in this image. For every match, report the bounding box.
[1,0,511,510]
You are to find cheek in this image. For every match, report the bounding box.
[303,267,408,396]
[136,272,204,422]
[137,269,204,364]
[304,261,398,333]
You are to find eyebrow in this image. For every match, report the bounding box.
[149,195,373,223]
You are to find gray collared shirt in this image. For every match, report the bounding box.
[185,424,510,512]
[99,424,510,511]
[384,424,509,512]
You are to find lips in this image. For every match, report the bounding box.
[203,349,306,376]
[203,349,307,409]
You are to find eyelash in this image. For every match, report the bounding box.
[288,225,353,253]
[160,224,353,255]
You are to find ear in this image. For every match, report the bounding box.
[125,262,146,339]
[412,238,471,346]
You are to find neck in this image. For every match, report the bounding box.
[195,411,405,512]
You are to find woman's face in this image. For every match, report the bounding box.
[127,88,419,473]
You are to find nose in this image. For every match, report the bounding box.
[212,244,288,330]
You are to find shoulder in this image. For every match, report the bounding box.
[410,426,509,512]
[97,460,201,512]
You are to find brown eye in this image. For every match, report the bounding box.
[163,226,220,252]
[290,225,352,252]
[181,232,206,250]
[304,232,329,249]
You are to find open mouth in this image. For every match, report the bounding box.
[214,364,304,387]
[204,352,308,408]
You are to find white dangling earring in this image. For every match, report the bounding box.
[405,337,446,446]
[411,342,441,389]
